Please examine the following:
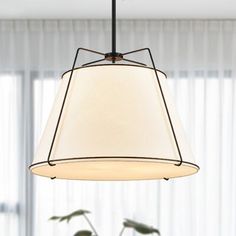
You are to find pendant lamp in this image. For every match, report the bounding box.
[30,0,199,180]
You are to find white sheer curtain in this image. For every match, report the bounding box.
[0,20,236,236]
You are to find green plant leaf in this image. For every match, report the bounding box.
[70,210,90,219]
[123,219,160,235]
[74,230,92,236]
[49,209,90,223]
[49,216,61,221]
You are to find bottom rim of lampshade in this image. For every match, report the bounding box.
[30,157,199,181]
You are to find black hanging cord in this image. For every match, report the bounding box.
[112,0,116,55]
[104,0,125,63]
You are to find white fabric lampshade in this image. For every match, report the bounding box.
[30,64,199,180]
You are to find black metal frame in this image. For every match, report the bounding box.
[45,47,184,180]
[41,0,188,180]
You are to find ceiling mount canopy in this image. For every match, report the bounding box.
[30,0,199,180]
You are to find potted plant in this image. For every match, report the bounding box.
[50,209,161,236]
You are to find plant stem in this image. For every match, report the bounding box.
[119,226,126,236]
[83,214,99,236]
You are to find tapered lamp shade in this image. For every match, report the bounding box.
[30,64,199,180]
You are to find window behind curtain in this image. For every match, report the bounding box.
[1,19,236,236]
[32,72,236,236]
[1,70,236,236]
[0,74,21,236]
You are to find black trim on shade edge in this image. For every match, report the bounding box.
[61,63,168,80]
[29,156,200,170]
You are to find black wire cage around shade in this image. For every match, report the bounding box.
[30,64,199,180]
